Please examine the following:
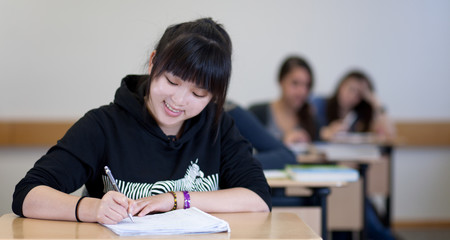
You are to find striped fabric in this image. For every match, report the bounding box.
[102,160,219,199]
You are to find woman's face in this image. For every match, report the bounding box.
[338,77,363,110]
[280,67,311,110]
[146,72,212,135]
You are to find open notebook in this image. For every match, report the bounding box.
[103,207,230,236]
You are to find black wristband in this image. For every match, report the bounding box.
[75,196,86,222]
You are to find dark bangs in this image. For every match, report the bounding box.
[149,33,231,123]
[278,56,314,90]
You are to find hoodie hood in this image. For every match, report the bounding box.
[113,75,213,149]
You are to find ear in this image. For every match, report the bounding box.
[148,50,156,74]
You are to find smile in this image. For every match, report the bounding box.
[164,101,182,113]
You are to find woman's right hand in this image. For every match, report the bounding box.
[283,129,311,144]
[95,191,134,224]
[320,120,347,141]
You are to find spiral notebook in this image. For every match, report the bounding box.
[103,207,230,236]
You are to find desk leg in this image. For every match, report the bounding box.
[312,187,331,240]
[359,163,369,240]
[382,145,393,228]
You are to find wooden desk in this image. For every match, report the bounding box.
[267,178,348,240]
[295,142,386,240]
[0,212,321,240]
[316,141,396,232]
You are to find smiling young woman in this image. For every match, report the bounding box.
[13,18,271,225]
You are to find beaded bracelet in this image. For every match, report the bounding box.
[169,191,177,210]
[75,196,86,222]
[183,191,191,209]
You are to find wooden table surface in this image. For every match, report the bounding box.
[0,212,322,240]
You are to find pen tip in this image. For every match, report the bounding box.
[128,214,134,223]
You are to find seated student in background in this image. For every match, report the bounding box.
[314,70,395,141]
[313,70,397,240]
[12,18,271,225]
[225,101,297,169]
[249,56,317,145]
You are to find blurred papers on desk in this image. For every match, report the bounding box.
[287,142,310,154]
[263,169,288,179]
[286,165,359,182]
[264,165,359,182]
[331,132,377,144]
[103,207,230,236]
[314,143,381,161]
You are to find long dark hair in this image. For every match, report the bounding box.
[326,71,374,132]
[278,56,316,139]
[146,18,232,126]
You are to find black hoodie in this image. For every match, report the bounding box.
[13,75,271,216]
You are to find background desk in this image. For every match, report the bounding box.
[0,212,321,240]
[267,178,348,240]
[296,143,386,240]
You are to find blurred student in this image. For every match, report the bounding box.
[314,71,395,141]
[249,56,317,145]
[225,101,296,169]
[313,70,396,240]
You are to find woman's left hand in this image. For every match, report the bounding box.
[283,129,311,145]
[360,81,380,108]
[131,192,178,217]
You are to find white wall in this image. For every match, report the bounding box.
[1,0,449,120]
[393,147,450,221]
[0,148,47,216]
[1,0,450,221]
[0,148,82,216]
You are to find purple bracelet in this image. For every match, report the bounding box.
[183,191,191,209]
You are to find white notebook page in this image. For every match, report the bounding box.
[103,207,230,236]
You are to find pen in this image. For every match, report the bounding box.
[104,166,135,223]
